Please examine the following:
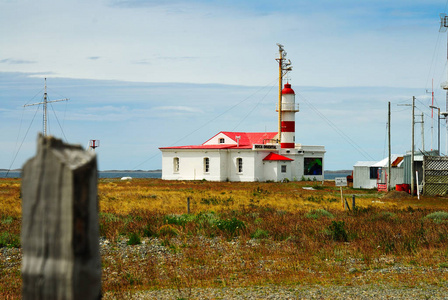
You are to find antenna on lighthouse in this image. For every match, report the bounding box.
[89,140,100,151]
[275,43,293,144]
[23,78,69,136]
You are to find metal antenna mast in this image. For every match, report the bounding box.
[23,78,69,136]
[275,43,293,143]
[439,14,448,154]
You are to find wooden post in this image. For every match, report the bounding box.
[187,197,191,214]
[340,186,344,209]
[21,134,101,299]
[352,194,356,210]
[345,198,351,211]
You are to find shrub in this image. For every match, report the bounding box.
[195,211,219,227]
[127,232,141,245]
[216,217,246,236]
[327,221,348,242]
[158,224,180,238]
[200,196,234,206]
[1,216,14,225]
[305,209,334,219]
[312,183,323,190]
[424,211,448,223]
[0,231,20,248]
[100,212,119,222]
[143,224,158,238]
[251,228,269,239]
[164,214,195,227]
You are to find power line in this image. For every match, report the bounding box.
[132,79,278,170]
[296,92,375,161]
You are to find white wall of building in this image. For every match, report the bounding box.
[161,149,224,181]
[161,144,325,182]
[353,165,377,189]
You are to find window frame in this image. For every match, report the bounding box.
[219,138,225,144]
[173,157,180,173]
[204,157,210,173]
[369,167,379,179]
[237,157,243,174]
[281,165,287,173]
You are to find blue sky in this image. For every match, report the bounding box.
[1,0,448,171]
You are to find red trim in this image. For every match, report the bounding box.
[263,152,294,161]
[281,121,295,132]
[282,83,295,95]
[281,143,295,148]
[202,131,277,147]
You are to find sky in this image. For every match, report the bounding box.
[1,0,448,171]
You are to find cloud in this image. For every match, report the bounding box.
[109,0,183,8]
[153,106,203,113]
[0,58,36,64]
[87,56,101,60]
[132,59,151,65]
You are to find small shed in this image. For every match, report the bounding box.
[353,161,378,189]
[403,150,439,186]
[353,155,404,189]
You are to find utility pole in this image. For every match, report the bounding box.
[411,96,415,196]
[23,78,69,136]
[415,113,425,151]
[388,101,391,191]
[398,98,415,195]
[421,113,425,151]
[275,43,292,145]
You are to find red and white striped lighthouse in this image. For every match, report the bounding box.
[280,83,299,149]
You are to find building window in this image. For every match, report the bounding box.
[369,167,379,179]
[281,165,287,173]
[219,138,225,144]
[173,157,179,173]
[237,157,243,173]
[204,157,210,173]
[304,158,322,175]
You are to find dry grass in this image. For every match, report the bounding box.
[2,178,448,298]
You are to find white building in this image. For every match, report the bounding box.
[160,130,325,182]
[353,155,404,189]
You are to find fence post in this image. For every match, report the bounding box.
[21,134,101,299]
[352,194,356,210]
[187,197,191,214]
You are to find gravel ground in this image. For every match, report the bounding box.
[3,237,448,299]
[107,284,448,299]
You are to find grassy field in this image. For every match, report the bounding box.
[1,178,448,298]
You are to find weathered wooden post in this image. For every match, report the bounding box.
[21,134,101,299]
[352,194,356,210]
[187,197,190,214]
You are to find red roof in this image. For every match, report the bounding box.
[218,131,277,146]
[282,83,295,95]
[159,131,278,150]
[263,152,294,161]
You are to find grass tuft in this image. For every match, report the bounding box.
[424,211,448,223]
[305,209,334,219]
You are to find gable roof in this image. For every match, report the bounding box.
[263,152,294,161]
[160,131,278,150]
[372,155,404,167]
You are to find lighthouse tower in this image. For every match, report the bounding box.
[280,83,299,149]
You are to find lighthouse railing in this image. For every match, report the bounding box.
[276,103,299,112]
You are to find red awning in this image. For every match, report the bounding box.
[263,152,294,161]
